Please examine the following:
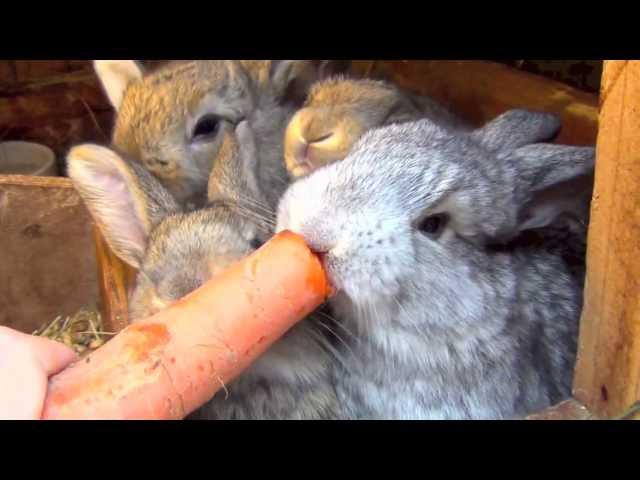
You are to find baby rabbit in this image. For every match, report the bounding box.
[284,76,470,179]
[276,110,595,419]
[67,121,339,420]
[94,60,346,210]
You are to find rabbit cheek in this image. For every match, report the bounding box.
[206,255,243,279]
[129,285,169,321]
[325,243,403,306]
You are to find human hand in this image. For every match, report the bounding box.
[0,326,77,420]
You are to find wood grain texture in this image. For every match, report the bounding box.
[94,227,136,334]
[0,175,134,335]
[0,66,113,172]
[573,60,640,419]
[0,175,99,333]
[351,60,599,146]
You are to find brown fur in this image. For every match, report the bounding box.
[284,76,468,179]
[95,60,338,211]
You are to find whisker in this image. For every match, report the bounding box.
[314,309,358,343]
[225,197,273,218]
[317,320,356,360]
[232,193,276,218]
[233,206,276,229]
[308,328,354,376]
[269,173,290,186]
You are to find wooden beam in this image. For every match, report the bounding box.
[573,60,640,419]
[350,60,599,146]
[0,76,111,125]
[94,227,136,334]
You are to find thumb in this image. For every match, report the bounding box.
[0,327,78,420]
[0,326,77,375]
[23,334,78,376]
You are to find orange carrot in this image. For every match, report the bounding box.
[41,230,332,420]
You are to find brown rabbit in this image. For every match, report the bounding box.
[284,75,470,179]
[94,60,346,211]
[66,122,340,419]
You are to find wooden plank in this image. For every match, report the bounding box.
[0,175,99,334]
[0,69,113,165]
[14,61,72,83]
[351,60,599,146]
[572,60,640,419]
[0,61,16,83]
[0,73,111,125]
[0,174,74,189]
[94,227,135,334]
[0,175,134,335]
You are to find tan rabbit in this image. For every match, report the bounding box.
[94,60,346,211]
[284,75,470,179]
[66,122,340,419]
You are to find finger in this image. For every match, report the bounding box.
[27,335,78,376]
[0,326,78,376]
[0,362,48,420]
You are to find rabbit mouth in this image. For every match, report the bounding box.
[319,249,403,309]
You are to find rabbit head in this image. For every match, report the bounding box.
[277,111,594,324]
[66,130,263,321]
[94,60,346,210]
[283,76,468,179]
[67,133,339,419]
[277,110,591,419]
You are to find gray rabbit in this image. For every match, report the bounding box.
[67,121,339,420]
[93,60,345,212]
[276,110,594,419]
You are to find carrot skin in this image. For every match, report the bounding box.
[41,231,331,420]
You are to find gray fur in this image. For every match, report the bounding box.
[284,75,469,180]
[470,109,562,152]
[277,114,594,419]
[67,138,338,420]
[97,60,338,214]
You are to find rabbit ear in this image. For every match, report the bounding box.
[208,122,261,204]
[503,143,595,236]
[93,60,144,110]
[317,60,352,79]
[471,109,561,152]
[67,144,180,269]
[269,60,329,105]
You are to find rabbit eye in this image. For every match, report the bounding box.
[192,114,221,141]
[250,237,264,250]
[417,213,449,239]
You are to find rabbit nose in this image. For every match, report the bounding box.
[286,133,338,179]
[285,110,339,178]
[285,130,314,178]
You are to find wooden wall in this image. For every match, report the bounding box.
[573,60,640,419]
[0,61,601,177]
[0,61,111,173]
[497,60,603,94]
[0,60,165,174]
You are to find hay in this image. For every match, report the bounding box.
[33,308,115,355]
